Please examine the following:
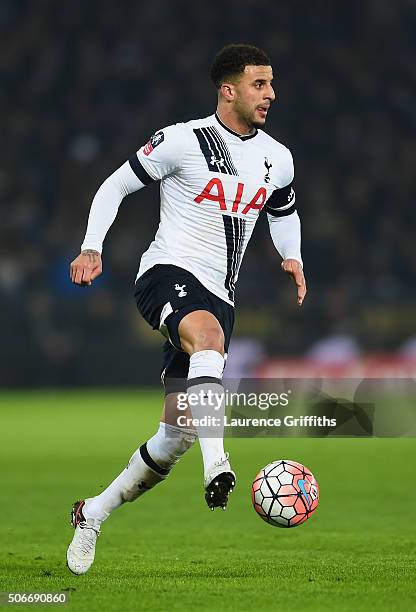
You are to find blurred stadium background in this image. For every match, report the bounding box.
[2,0,415,387]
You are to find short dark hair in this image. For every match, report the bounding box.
[210,44,271,89]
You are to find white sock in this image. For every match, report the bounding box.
[147,422,196,467]
[187,349,226,475]
[83,422,196,523]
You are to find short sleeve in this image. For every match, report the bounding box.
[128,124,187,184]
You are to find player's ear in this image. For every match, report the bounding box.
[219,82,236,102]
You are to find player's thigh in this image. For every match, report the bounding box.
[135,264,209,350]
[178,310,225,356]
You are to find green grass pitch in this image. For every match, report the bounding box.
[1,390,416,612]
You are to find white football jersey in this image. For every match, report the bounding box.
[129,113,296,305]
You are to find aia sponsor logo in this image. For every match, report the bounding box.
[194,178,267,215]
[143,131,165,156]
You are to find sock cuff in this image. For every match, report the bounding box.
[188,349,224,380]
[187,376,222,389]
[83,500,109,524]
[139,443,170,477]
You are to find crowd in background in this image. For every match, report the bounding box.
[1,0,415,385]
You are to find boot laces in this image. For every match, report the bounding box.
[211,452,229,470]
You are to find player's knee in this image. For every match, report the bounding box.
[191,326,224,355]
[174,428,197,455]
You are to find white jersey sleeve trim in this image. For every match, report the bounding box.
[267,210,303,268]
[81,161,145,254]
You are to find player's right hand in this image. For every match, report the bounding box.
[70,250,102,286]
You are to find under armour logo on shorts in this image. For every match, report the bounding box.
[174,283,187,297]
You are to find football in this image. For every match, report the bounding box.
[251,460,319,527]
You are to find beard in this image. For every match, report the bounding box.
[251,116,266,128]
[234,100,265,131]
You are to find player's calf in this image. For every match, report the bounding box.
[184,345,237,510]
[120,422,197,502]
[79,422,197,522]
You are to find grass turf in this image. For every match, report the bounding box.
[1,390,415,612]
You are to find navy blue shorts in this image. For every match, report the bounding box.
[134,265,234,393]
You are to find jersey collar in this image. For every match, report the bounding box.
[214,113,258,141]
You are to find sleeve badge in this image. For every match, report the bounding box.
[143,131,165,156]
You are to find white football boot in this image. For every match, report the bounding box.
[66,499,100,575]
[204,453,236,510]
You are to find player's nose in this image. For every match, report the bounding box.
[265,85,276,102]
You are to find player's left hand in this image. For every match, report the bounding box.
[281,259,307,306]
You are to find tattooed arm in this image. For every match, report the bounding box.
[70,159,147,286]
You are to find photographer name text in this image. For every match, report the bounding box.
[176,415,337,428]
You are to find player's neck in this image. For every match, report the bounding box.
[215,107,255,137]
